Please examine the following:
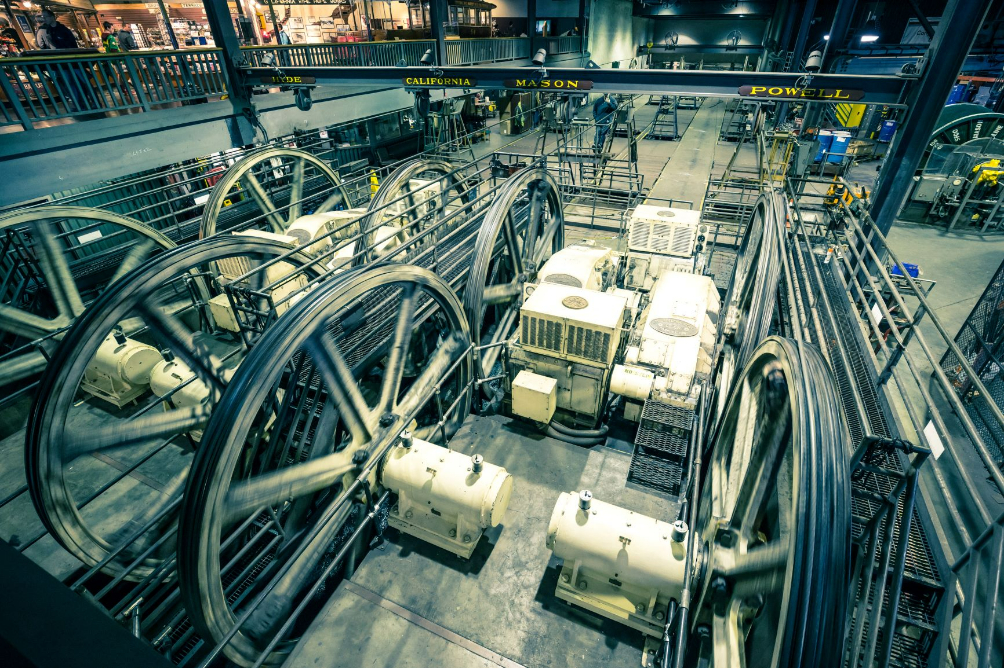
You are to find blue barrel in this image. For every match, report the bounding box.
[947,83,968,105]
[878,119,897,142]
[814,130,834,162]
[828,131,850,163]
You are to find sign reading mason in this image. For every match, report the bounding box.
[261,76,316,85]
[403,76,477,88]
[503,79,594,90]
[738,85,865,101]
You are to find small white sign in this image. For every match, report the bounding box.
[319,129,329,139]
[194,192,211,206]
[923,420,945,460]
[870,303,883,325]
[77,230,102,244]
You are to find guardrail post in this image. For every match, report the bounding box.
[204,0,256,145]
[122,56,150,112]
[430,0,448,66]
[0,66,34,131]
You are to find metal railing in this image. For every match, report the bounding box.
[1,49,227,131]
[446,37,529,65]
[791,177,1004,668]
[535,35,582,56]
[242,40,436,67]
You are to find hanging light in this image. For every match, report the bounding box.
[23,0,33,8]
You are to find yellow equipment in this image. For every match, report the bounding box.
[973,159,1004,186]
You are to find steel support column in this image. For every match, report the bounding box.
[578,0,587,48]
[204,0,257,145]
[156,0,179,50]
[527,0,537,46]
[869,0,994,235]
[776,0,818,124]
[801,0,857,141]
[430,0,448,66]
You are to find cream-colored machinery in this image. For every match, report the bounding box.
[546,490,688,636]
[80,332,163,407]
[381,435,513,559]
[624,205,706,291]
[613,270,720,418]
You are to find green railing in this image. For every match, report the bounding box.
[1,49,227,131]
[446,37,530,64]
[242,40,437,67]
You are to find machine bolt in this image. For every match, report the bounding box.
[561,573,571,583]
[472,454,484,473]
[671,520,689,542]
[579,490,593,511]
[463,534,472,543]
[577,580,588,590]
[352,449,369,467]
[635,603,645,613]
[449,528,457,537]
[655,610,665,621]
[710,576,730,615]
[405,510,413,519]
[379,413,395,428]
[400,430,413,448]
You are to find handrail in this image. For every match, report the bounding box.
[2,47,223,63]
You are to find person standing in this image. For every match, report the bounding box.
[101,21,119,52]
[592,93,618,152]
[36,8,78,49]
[116,22,137,51]
[277,22,291,45]
[36,9,87,112]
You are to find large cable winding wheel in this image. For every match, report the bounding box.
[199,148,352,238]
[179,265,472,667]
[693,336,850,668]
[26,236,320,580]
[0,206,174,388]
[715,191,786,420]
[465,168,564,380]
[356,158,472,265]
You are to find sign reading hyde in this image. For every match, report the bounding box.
[738,85,865,101]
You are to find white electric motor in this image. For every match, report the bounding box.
[149,358,211,409]
[381,436,513,558]
[546,490,688,635]
[81,333,163,407]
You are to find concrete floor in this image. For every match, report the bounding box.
[286,414,678,668]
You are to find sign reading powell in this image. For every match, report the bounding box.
[403,76,477,88]
[738,85,865,101]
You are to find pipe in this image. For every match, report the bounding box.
[545,426,605,446]
[548,420,609,438]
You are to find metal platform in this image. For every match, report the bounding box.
[285,414,680,668]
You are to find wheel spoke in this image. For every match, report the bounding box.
[378,283,417,412]
[0,302,64,339]
[315,188,343,214]
[242,497,355,637]
[139,303,227,393]
[480,305,517,377]
[110,239,158,284]
[725,541,789,599]
[287,158,305,225]
[730,399,791,531]
[396,332,467,418]
[523,183,543,264]
[222,450,357,525]
[712,603,748,668]
[502,213,525,277]
[32,219,85,318]
[532,214,561,267]
[483,282,521,305]
[241,172,286,233]
[63,405,211,459]
[307,335,375,444]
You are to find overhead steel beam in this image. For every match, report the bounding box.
[647,45,765,54]
[244,65,908,104]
